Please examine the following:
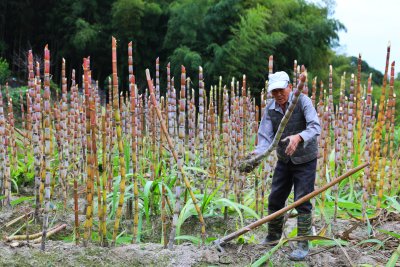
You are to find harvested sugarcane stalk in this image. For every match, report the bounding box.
[6,223,66,242]
[213,162,368,250]
[4,211,35,228]
[33,224,67,244]
[238,73,307,173]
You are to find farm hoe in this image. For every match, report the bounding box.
[213,162,369,252]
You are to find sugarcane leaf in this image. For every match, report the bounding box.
[378,229,400,239]
[385,243,400,267]
[201,182,224,213]
[143,181,154,224]
[251,238,286,267]
[214,198,244,226]
[11,196,34,206]
[384,196,400,213]
[176,199,197,237]
[108,175,121,219]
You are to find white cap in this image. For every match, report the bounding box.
[268,71,290,92]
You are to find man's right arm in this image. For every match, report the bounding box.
[253,110,274,155]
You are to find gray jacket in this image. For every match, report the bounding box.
[254,92,321,164]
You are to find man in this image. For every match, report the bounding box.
[253,71,321,261]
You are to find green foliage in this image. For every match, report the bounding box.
[213,5,287,90]
[112,0,145,39]
[169,46,202,80]
[72,19,101,51]
[0,57,10,85]
[0,0,346,92]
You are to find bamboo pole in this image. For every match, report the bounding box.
[214,163,369,248]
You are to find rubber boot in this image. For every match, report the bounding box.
[289,213,312,261]
[260,213,283,245]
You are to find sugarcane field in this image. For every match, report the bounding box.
[0,1,400,266]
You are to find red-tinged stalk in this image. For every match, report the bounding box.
[311,77,317,107]
[209,93,217,189]
[111,37,128,246]
[223,86,231,220]
[41,45,52,251]
[3,132,11,208]
[390,94,398,195]
[127,42,139,242]
[99,108,107,246]
[6,86,16,171]
[355,55,363,148]
[370,43,390,193]
[83,57,94,246]
[0,91,9,207]
[168,66,186,249]
[107,77,114,191]
[32,61,42,219]
[189,89,196,162]
[234,98,241,203]
[198,67,205,193]
[388,94,396,194]
[52,102,61,202]
[19,91,28,167]
[377,61,395,208]
[88,70,100,244]
[241,75,247,161]
[362,74,373,221]
[59,58,69,208]
[150,98,157,181]
[69,69,80,244]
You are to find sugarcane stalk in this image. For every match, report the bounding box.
[111,37,128,246]
[214,163,369,248]
[169,66,186,248]
[198,67,205,193]
[223,87,230,220]
[370,43,390,193]
[145,68,207,244]
[0,90,8,207]
[161,183,168,248]
[41,45,52,251]
[7,224,66,242]
[83,57,94,246]
[238,73,307,173]
[99,108,107,246]
[127,42,139,242]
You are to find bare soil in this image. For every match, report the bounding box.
[1,205,399,267]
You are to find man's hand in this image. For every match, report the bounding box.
[281,134,303,156]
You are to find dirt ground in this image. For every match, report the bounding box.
[1,206,399,267]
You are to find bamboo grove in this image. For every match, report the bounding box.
[0,39,399,250]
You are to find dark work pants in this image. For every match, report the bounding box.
[268,158,317,214]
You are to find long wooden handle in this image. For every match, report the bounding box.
[214,162,369,247]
